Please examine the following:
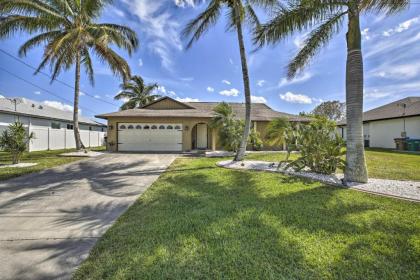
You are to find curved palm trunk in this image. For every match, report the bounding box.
[73,51,85,150]
[344,9,368,183]
[233,8,252,162]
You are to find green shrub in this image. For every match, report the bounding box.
[0,121,35,164]
[288,117,345,174]
[249,129,263,151]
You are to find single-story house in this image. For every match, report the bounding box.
[96,96,306,152]
[0,97,107,151]
[337,96,420,149]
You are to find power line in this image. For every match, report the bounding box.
[0,66,99,115]
[0,48,120,108]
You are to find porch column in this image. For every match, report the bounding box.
[212,128,216,151]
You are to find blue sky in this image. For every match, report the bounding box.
[0,0,419,122]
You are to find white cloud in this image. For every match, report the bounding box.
[257,80,266,87]
[176,97,199,102]
[113,8,125,17]
[168,90,177,96]
[280,92,312,104]
[80,91,86,96]
[278,72,313,88]
[371,62,420,80]
[361,28,370,40]
[293,32,308,49]
[123,0,183,72]
[105,94,113,99]
[180,77,194,82]
[365,81,420,100]
[157,85,167,94]
[383,16,419,37]
[94,95,101,99]
[207,86,214,92]
[138,58,143,67]
[366,32,420,58]
[0,95,4,98]
[251,95,267,103]
[229,58,234,65]
[219,88,239,97]
[174,0,195,8]
[43,100,74,112]
[34,91,41,95]
[222,79,231,85]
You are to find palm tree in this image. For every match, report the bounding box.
[0,0,138,150]
[183,0,276,161]
[265,117,290,147]
[254,0,409,183]
[114,76,159,110]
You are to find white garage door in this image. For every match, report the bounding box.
[118,123,182,152]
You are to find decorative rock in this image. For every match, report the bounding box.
[0,162,38,169]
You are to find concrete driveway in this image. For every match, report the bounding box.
[0,153,178,280]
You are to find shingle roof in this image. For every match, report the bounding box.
[0,97,105,126]
[338,96,420,125]
[96,97,308,122]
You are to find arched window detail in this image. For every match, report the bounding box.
[119,125,126,129]
[151,125,157,129]
[174,125,181,130]
[159,125,165,129]
[127,125,134,129]
[167,125,173,129]
[144,125,150,129]
[136,125,142,129]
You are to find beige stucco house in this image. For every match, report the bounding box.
[96,96,306,152]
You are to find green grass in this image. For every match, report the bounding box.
[0,146,105,181]
[74,157,420,279]
[245,148,420,181]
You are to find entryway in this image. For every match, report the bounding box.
[192,123,208,150]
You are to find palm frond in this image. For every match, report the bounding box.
[81,47,94,85]
[287,11,346,79]
[0,15,60,38]
[360,0,409,14]
[93,42,131,82]
[18,30,61,56]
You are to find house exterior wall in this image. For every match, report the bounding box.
[106,117,213,152]
[0,112,106,152]
[338,116,420,149]
[145,99,189,110]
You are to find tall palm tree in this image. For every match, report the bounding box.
[254,0,409,183]
[114,76,159,110]
[0,0,138,150]
[183,0,276,161]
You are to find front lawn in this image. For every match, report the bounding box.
[0,146,105,181]
[74,157,420,279]
[246,148,420,181]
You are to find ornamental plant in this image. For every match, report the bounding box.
[0,122,35,164]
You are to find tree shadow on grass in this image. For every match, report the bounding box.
[74,162,420,279]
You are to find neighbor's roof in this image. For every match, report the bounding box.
[0,97,105,126]
[338,96,420,125]
[96,97,308,122]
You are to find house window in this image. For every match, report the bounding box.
[167,125,173,129]
[67,124,74,130]
[136,125,142,129]
[151,125,157,129]
[101,127,104,132]
[119,125,126,129]
[51,122,61,129]
[159,125,165,129]
[175,125,181,130]
[89,126,92,131]
[128,125,134,129]
[144,125,150,129]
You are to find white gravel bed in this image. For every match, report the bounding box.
[0,162,38,168]
[59,151,104,157]
[205,150,298,158]
[217,160,420,202]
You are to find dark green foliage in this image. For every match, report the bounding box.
[288,117,346,174]
[312,100,345,121]
[248,129,263,151]
[114,75,159,110]
[0,122,34,164]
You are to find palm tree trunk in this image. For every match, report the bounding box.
[344,9,368,183]
[233,5,252,162]
[73,50,84,150]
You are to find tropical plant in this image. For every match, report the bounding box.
[0,0,138,150]
[254,0,409,182]
[265,117,290,148]
[0,122,34,164]
[248,129,263,151]
[115,75,159,110]
[312,100,345,121]
[287,117,346,175]
[183,0,276,161]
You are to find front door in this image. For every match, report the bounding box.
[196,123,207,149]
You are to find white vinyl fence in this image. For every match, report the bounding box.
[29,127,106,151]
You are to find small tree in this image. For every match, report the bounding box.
[312,101,345,121]
[0,122,34,164]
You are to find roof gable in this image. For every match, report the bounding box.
[142,97,194,110]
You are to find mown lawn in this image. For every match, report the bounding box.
[74,157,420,280]
[0,146,105,181]
[245,148,420,181]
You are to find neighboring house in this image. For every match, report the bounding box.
[0,97,106,151]
[338,97,420,149]
[97,96,306,152]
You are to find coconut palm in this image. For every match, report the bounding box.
[254,0,409,183]
[0,0,138,150]
[114,76,159,110]
[183,0,276,161]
